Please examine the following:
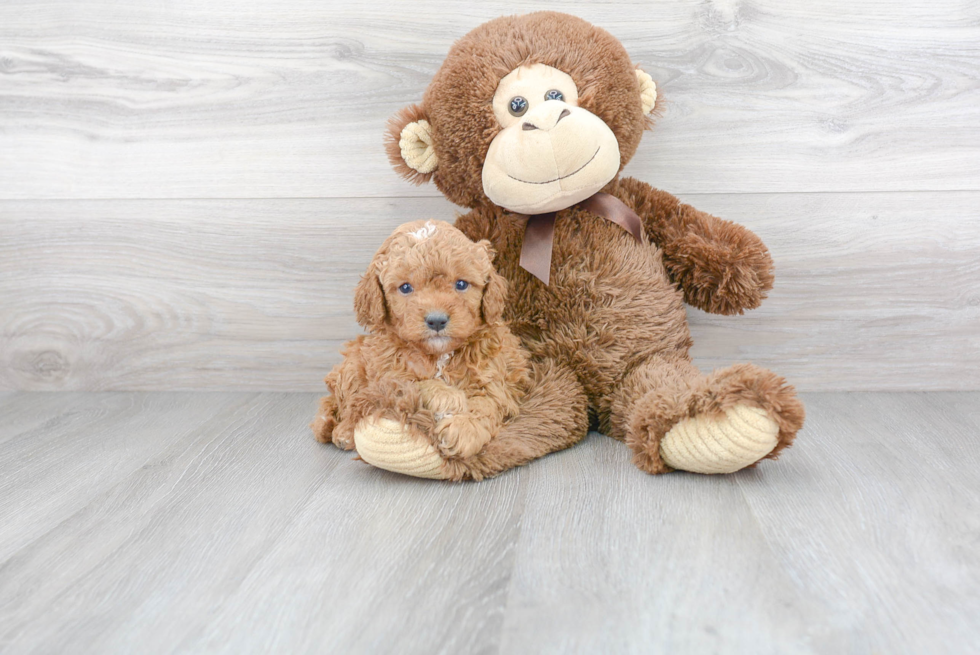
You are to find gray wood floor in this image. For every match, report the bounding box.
[1,392,977,654]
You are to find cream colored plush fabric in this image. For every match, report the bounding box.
[635,69,657,115]
[354,417,450,479]
[660,404,779,474]
[482,64,621,214]
[399,120,439,174]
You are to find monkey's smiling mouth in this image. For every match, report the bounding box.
[507,147,600,185]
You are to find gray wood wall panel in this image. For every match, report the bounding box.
[1,1,978,391]
[1,1,978,199]
[2,192,977,391]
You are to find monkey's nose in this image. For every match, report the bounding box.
[425,312,449,332]
[522,106,571,131]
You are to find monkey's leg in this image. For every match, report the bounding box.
[604,352,804,474]
[447,358,589,481]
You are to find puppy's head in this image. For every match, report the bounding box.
[355,220,508,354]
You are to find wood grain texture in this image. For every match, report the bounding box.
[0,0,978,199]
[498,392,980,654]
[0,393,258,561]
[0,392,523,654]
[2,193,977,392]
[0,391,978,653]
[733,393,980,654]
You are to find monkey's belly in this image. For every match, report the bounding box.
[508,221,691,400]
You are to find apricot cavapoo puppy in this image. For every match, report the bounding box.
[312,219,530,461]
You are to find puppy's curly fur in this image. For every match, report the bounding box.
[312,220,530,461]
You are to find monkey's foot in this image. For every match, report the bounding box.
[354,417,451,480]
[660,404,779,474]
[627,363,804,475]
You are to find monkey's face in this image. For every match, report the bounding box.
[482,64,621,215]
[385,13,658,211]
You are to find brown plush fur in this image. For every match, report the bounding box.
[312,221,532,462]
[385,12,805,478]
[384,12,649,209]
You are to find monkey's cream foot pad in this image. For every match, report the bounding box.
[354,417,451,480]
[660,404,779,474]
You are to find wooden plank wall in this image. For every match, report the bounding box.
[1,0,978,391]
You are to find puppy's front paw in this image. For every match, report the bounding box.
[312,396,341,444]
[311,396,358,450]
[419,379,468,417]
[311,412,336,444]
[434,415,492,460]
[331,421,357,451]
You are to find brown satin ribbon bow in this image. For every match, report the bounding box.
[516,192,644,285]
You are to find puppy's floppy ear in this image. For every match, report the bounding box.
[354,257,388,332]
[385,104,438,185]
[478,240,509,325]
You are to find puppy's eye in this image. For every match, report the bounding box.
[455,280,469,291]
[544,89,564,101]
[508,96,528,116]
[398,283,413,294]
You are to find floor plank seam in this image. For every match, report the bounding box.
[485,469,530,655]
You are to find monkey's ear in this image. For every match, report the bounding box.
[635,68,658,115]
[385,104,438,184]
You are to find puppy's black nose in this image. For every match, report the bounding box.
[425,312,449,332]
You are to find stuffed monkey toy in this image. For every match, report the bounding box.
[344,11,804,480]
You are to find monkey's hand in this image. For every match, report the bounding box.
[664,216,774,316]
[616,177,774,315]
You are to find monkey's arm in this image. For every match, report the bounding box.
[615,177,774,315]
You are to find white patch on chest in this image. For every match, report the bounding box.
[409,221,438,241]
[431,351,455,422]
[434,351,453,381]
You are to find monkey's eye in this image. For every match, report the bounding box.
[398,283,413,294]
[508,96,528,116]
[544,89,564,101]
[455,280,469,291]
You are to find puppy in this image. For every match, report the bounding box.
[312,220,530,460]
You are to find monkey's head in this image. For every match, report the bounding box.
[386,12,658,215]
